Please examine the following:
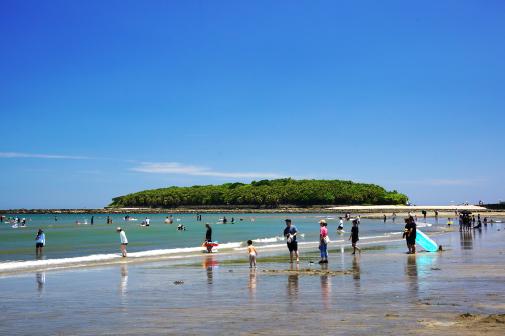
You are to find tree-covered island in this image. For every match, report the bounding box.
[109,179,408,208]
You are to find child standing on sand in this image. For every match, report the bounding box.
[247,240,258,268]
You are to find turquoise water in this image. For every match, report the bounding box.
[0,213,433,262]
[1,227,505,335]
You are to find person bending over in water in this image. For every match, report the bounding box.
[247,240,258,268]
[116,227,128,257]
[349,220,361,255]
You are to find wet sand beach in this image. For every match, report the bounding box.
[1,223,504,335]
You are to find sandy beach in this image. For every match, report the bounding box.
[1,221,504,335]
[2,204,503,216]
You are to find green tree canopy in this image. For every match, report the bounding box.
[109,178,408,208]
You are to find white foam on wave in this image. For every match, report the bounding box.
[0,242,243,273]
[253,236,284,243]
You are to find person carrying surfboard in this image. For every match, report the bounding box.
[403,217,416,254]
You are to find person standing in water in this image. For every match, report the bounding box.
[337,217,344,232]
[383,214,387,223]
[349,220,361,254]
[247,240,258,268]
[91,216,94,225]
[204,224,213,253]
[283,219,299,263]
[403,217,416,254]
[116,227,128,257]
[35,229,45,257]
[319,220,329,264]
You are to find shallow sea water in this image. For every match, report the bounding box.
[1,222,504,335]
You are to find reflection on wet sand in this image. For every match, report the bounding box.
[248,268,257,302]
[119,264,128,299]
[405,255,418,295]
[476,227,482,239]
[352,255,361,290]
[460,231,473,250]
[36,272,45,295]
[287,263,299,304]
[203,256,218,285]
[320,264,331,309]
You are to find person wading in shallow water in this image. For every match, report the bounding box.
[35,229,45,257]
[204,224,213,253]
[283,219,299,263]
[349,220,361,255]
[403,217,416,254]
[116,227,128,257]
[318,220,329,264]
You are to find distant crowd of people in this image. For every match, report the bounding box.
[5,210,500,265]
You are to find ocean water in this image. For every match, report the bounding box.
[0,212,440,267]
[1,226,505,335]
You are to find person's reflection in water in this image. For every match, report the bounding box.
[248,268,257,302]
[405,255,418,296]
[119,264,128,300]
[203,256,218,285]
[460,230,473,250]
[36,272,45,295]
[287,263,299,305]
[352,255,361,291]
[320,263,331,309]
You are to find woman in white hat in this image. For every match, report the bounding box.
[116,227,128,257]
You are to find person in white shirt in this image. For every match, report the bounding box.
[116,227,128,257]
[337,217,344,232]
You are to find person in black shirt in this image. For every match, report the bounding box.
[205,224,212,241]
[403,217,417,254]
[349,220,361,255]
[283,219,299,263]
[204,223,213,253]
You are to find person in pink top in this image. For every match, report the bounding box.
[319,219,329,264]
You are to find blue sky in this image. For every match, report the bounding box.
[1,0,504,208]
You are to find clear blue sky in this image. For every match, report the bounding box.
[1,0,504,208]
